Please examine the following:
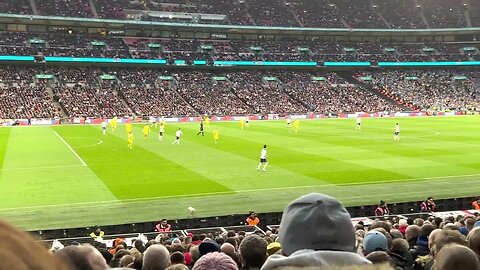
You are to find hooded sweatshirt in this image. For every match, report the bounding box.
[261,249,371,270]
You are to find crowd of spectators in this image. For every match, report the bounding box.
[280,72,403,113]
[2,66,480,119]
[1,32,479,63]
[0,0,32,15]
[53,85,131,118]
[368,70,480,111]
[0,0,479,28]
[174,72,253,115]
[36,0,94,18]
[0,86,59,119]
[3,192,480,270]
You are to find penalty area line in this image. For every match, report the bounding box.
[52,131,87,167]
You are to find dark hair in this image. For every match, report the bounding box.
[239,235,268,269]
[263,144,267,148]
[170,251,185,265]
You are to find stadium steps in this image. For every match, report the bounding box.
[370,0,392,29]
[286,4,304,27]
[228,86,256,112]
[171,88,201,114]
[29,0,39,15]
[336,72,411,111]
[465,5,472,27]
[88,0,99,18]
[47,87,68,117]
[115,88,135,115]
[413,0,431,28]
[242,1,257,26]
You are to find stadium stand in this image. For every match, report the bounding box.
[1,31,479,63]
[1,65,480,119]
[0,0,32,15]
[0,0,478,27]
[36,0,94,18]
[363,71,480,112]
[1,195,477,270]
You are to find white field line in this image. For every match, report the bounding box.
[1,172,480,212]
[0,165,86,171]
[52,131,87,166]
[62,137,104,149]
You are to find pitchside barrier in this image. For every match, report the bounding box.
[2,111,477,126]
[32,196,478,243]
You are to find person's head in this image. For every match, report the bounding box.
[427,197,434,203]
[414,218,424,227]
[120,255,134,267]
[0,219,65,270]
[143,244,170,270]
[391,238,409,254]
[419,223,436,239]
[178,128,181,130]
[170,251,185,265]
[56,245,108,270]
[94,226,101,235]
[278,193,356,256]
[160,219,168,226]
[192,252,238,270]
[249,211,256,218]
[263,145,267,149]
[432,244,480,270]
[165,264,189,270]
[389,229,403,239]
[379,200,386,207]
[429,229,466,257]
[135,239,146,253]
[239,235,267,269]
[189,245,201,265]
[365,251,395,267]
[396,123,398,126]
[220,243,236,256]
[370,221,391,233]
[468,227,480,258]
[363,231,388,255]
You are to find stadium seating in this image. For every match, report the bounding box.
[4,195,477,270]
[0,0,478,28]
[2,31,479,63]
[365,71,480,111]
[1,66,479,119]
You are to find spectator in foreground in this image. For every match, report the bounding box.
[0,219,65,270]
[56,245,108,270]
[192,252,238,270]
[143,244,170,270]
[468,227,480,259]
[239,235,268,270]
[432,244,480,270]
[261,193,371,269]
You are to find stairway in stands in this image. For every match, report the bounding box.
[29,0,39,15]
[336,71,415,111]
[46,86,68,117]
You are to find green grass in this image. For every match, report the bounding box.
[0,116,479,230]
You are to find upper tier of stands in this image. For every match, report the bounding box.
[0,0,477,28]
[1,32,479,63]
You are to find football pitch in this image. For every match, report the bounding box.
[0,116,479,231]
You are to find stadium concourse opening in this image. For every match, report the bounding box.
[1,0,480,268]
